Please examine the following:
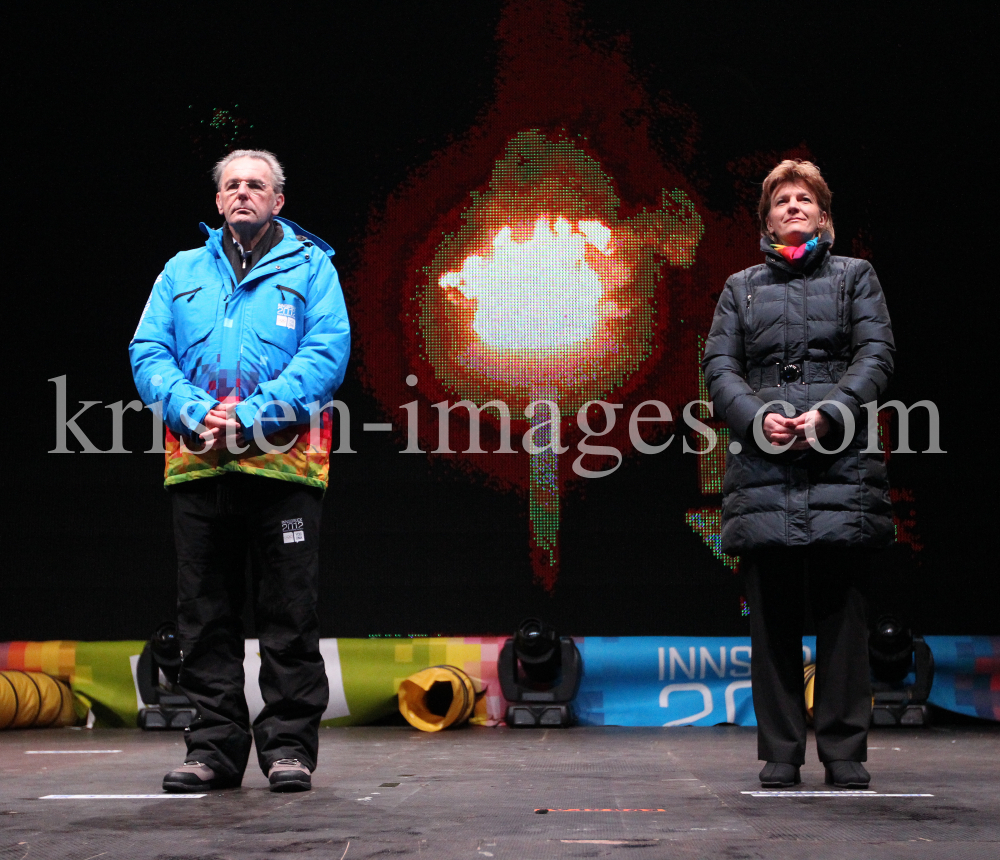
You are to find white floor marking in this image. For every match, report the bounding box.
[743,790,934,797]
[26,750,122,754]
[41,794,207,799]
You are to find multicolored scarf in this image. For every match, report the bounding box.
[771,235,819,263]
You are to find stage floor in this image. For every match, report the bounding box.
[1,724,997,859]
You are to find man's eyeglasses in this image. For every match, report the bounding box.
[222,179,270,196]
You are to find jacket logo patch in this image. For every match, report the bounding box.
[276,303,296,329]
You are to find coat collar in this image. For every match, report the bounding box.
[761,231,832,274]
[197,216,335,258]
[198,218,310,288]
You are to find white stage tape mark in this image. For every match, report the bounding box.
[26,750,123,754]
[41,794,207,800]
[743,791,934,797]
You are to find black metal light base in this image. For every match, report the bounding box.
[505,703,574,728]
[136,622,196,730]
[497,621,583,728]
[868,630,935,729]
[872,703,931,727]
[137,704,198,730]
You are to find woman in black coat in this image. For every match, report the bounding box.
[702,160,894,789]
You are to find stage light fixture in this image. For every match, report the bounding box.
[498,618,582,727]
[869,614,935,727]
[136,622,198,730]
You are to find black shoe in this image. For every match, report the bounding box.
[163,761,242,793]
[758,762,801,788]
[268,758,312,792]
[824,760,870,788]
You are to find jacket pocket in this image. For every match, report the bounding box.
[173,284,215,358]
[250,290,302,366]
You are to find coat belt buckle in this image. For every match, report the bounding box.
[780,363,801,383]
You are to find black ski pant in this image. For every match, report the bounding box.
[170,473,328,780]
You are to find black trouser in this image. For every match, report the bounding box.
[170,473,328,780]
[743,547,871,766]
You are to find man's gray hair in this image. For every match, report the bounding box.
[213,149,286,194]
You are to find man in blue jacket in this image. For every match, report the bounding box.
[130,149,350,793]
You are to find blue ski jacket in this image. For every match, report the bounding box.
[130,216,350,488]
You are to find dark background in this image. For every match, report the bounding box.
[7,3,990,641]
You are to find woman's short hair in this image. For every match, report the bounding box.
[213,149,286,195]
[759,159,834,242]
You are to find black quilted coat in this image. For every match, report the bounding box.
[702,234,895,553]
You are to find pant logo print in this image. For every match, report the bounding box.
[281,518,305,544]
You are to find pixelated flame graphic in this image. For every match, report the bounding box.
[441,217,610,350]
[421,129,702,415]
[438,216,613,570]
[440,216,615,571]
[420,130,702,584]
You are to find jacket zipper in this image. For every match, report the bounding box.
[782,277,789,374]
[225,243,303,293]
[275,284,306,304]
[838,277,846,328]
[801,273,808,384]
[172,287,202,303]
[744,271,753,327]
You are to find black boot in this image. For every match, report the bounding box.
[758,762,801,788]
[824,760,870,788]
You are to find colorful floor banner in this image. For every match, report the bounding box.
[2,636,997,728]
